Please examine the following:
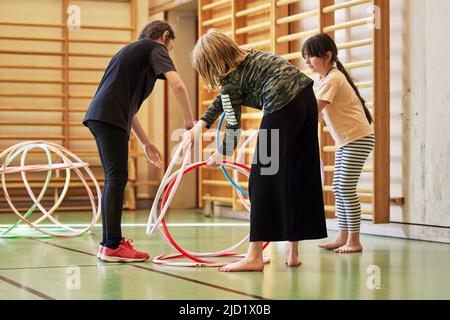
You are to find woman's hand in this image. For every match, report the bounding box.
[182,121,202,145]
[206,151,223,168]
[182,128,195,145]
[144,142,162,168]
[184,120,195,131]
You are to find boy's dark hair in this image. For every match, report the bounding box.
[302,33,373,124]
[138,20,175,41]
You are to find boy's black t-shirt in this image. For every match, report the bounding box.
[83,39,176,134]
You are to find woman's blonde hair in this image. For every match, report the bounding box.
[191,29,248,90]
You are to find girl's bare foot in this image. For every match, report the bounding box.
[335,233,363,253]
[218,258,264,272]
[335,244,363,253]
[318,230,348,250]
[318,240,347,250]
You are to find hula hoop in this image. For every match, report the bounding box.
[147,135,269,267]
[148,107,326,266]
[215,113,249,196]
[0,141,101,238]
[158,161,268,266]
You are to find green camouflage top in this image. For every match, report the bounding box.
[200,48,313,156]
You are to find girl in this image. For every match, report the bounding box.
[302,33,375,253]
[83,20,194,262]
[184,29,327,272]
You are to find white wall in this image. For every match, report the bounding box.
[391,0,450,230]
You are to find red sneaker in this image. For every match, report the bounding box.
[100,239,150,262]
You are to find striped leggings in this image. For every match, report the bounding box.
[333,134,375,233]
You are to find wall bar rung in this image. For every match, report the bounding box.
[0,107,65,112]
[0,121,64,126]
[323,0,372,13]
[240,39,271,49]
[236,21,271,35]
[280,52,303,61]
[0,93,64,98]
[0,50,64,56]
[202,15,232,27]
[236,3,271,17]
[324,165,373,173]
[0,64,64,70]
[323,17,374,33]
[0,35,65,42]
[0,79,65,84]
[344,59,373,69]
[277,9,319,25]
[0,21,64,28]
[76,24,133,31]
[337,38,373,50]
[276,0,301,7]
[202,196,234,204]
[323,185,373,193]
[0,135,64,140]
[202,0,231,11]
[356,81,373,89]
[325,205,373,214]
[277,28,320,44]
[68,39,130,45]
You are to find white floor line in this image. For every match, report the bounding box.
[0,222,250,228]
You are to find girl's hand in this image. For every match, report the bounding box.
[144,143,162,168]
[206,151,223,168]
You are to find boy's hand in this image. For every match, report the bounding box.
[144,142,162,168]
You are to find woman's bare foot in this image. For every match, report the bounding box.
[286,256,302,267]
[219,242,264,272]
[286,242,302,267]
[218,258,264,272]
[318,230,348,250]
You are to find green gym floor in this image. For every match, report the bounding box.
[0,210,449,300]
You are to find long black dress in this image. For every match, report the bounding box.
[249,84,328,241]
